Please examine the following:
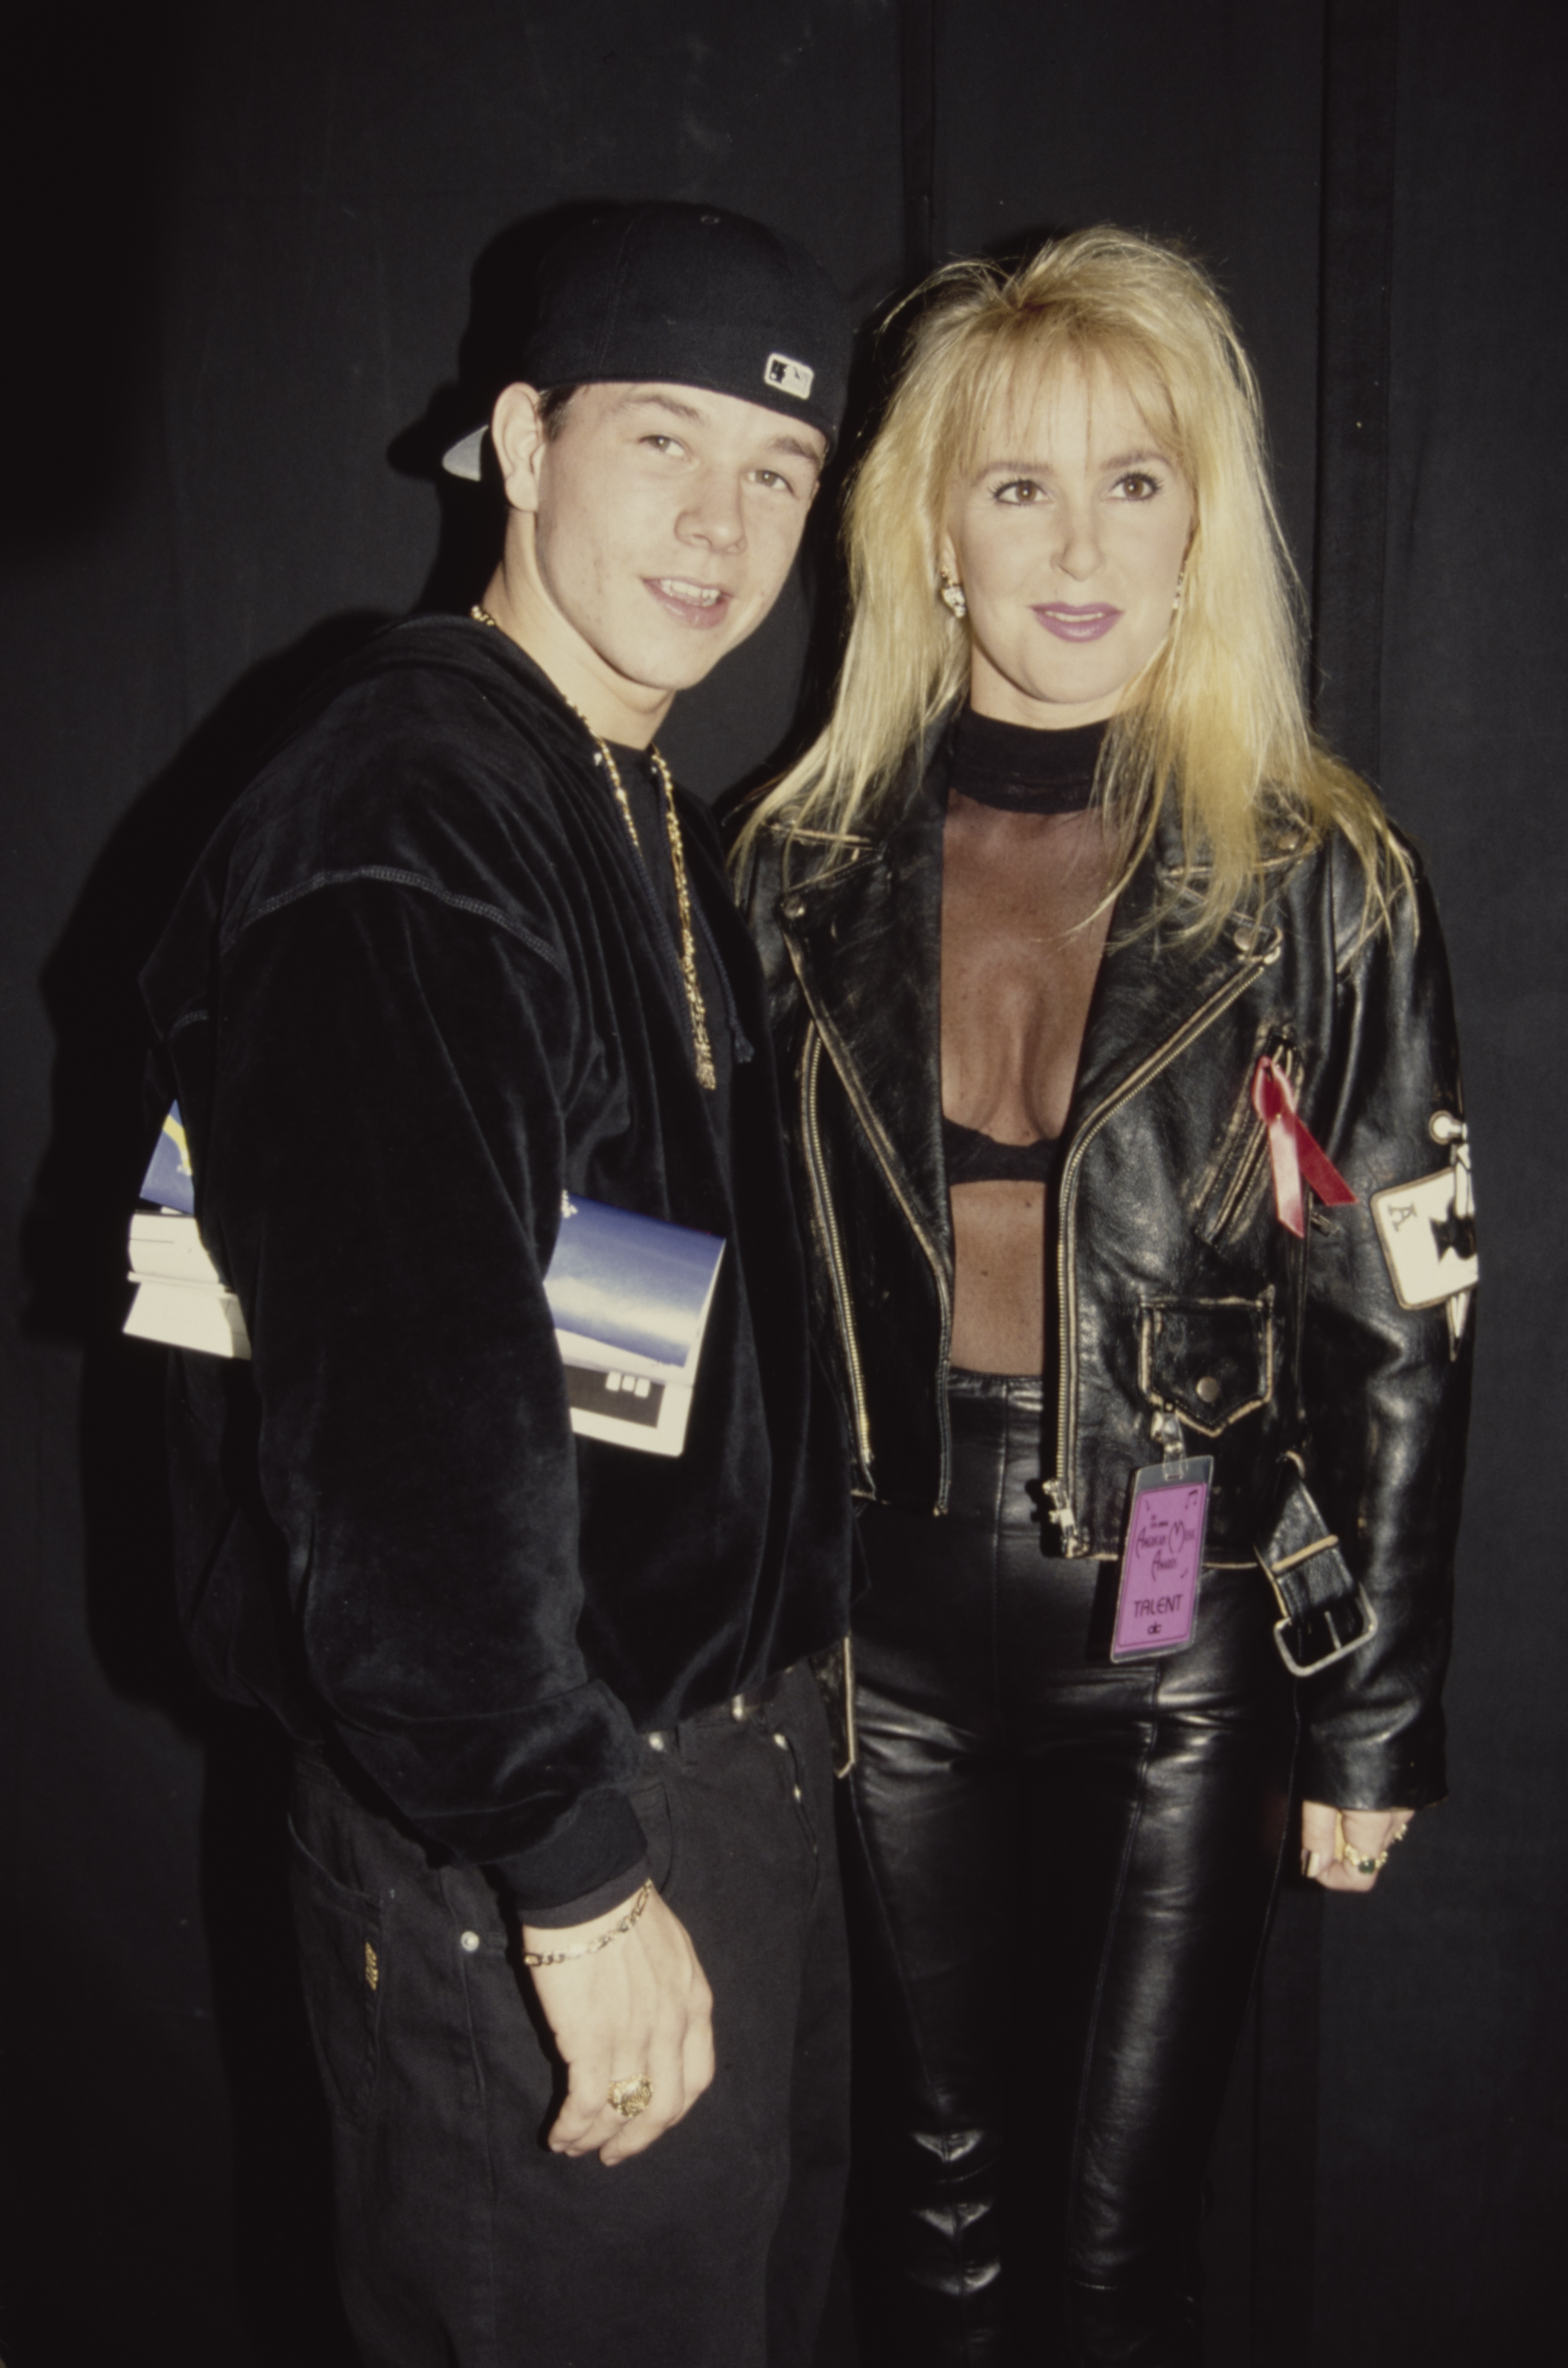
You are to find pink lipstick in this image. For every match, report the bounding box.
[1032,603,1121,643]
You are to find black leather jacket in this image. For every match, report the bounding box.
[738,750,1474,1809]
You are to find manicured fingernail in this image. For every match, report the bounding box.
[1302,1850,1324,1879]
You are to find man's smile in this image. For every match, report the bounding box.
[643,576,735,628]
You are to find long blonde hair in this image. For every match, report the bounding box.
[739,225,1400,937]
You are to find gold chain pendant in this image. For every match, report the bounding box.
[468,607,716,1090]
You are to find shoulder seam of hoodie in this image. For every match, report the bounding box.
[228,864,569,979]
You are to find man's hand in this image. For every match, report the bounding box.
[522,1886,715,2165]
[1300,1799,1416,1891]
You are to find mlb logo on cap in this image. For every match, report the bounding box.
[765,352,815,402]
[441,206,850,477]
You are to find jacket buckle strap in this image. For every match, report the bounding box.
[1257,1468,1379,1676]
[1269,1581,1379,1677]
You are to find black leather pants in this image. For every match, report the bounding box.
[844,1373,1295,2368]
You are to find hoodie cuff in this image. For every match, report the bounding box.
[518,1856,654,1929]
[489,1785,651,1919]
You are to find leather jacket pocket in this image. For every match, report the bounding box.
[1139,1290,1276,1436]
[1192,1028,1300,1249]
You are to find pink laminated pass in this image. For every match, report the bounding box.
[1112,1457,1214,1661]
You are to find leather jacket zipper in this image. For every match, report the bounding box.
[800,1027,876,1487]
[1210,1110,1270,1244]
[1206,1027,1299,1243]
[789,959,954,1509]
[1043,934,1281,1554]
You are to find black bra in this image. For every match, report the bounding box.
[942,1113,1060,1187]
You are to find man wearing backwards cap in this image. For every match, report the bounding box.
[142,204,855,2366]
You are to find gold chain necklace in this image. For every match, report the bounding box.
[470,606,716,1091]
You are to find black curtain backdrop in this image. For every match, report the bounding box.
[1,6,1562,2363]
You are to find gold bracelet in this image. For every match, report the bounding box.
[520,1879,653,1968]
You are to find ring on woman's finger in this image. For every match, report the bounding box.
[1341,1848,1388,1876]
[608,2075,654,2119]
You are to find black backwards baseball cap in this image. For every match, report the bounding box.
[441,202,850,479]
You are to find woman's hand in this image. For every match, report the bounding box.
[1300,1800,1416,1891]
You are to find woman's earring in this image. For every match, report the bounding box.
[938,570,968,620]
[1171,565,1187,616]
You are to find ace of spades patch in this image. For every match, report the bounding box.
[1370,1158,1478,1312]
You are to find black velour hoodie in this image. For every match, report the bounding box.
[140,616,853,1913]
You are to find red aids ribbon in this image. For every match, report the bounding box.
[1251,1056,1357,1238]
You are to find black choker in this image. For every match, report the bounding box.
[949,707,1107,815]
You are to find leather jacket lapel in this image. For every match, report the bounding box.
[773,764,1271,1268]
[776,757,951,1274]
[1069,818,1278,1130]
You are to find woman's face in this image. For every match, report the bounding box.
[940,358,1194,728]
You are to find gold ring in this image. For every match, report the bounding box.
[608,2076,653,2119]
[1342,1848,1388,1876]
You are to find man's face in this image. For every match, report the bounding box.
[494,380,825,737]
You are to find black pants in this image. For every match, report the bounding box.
[287,1663,849,2368]
[845,1374,1295,2368]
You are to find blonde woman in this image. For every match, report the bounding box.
[736,228,1473,2365]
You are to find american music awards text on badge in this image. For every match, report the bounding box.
[1112,1473,1209,1660]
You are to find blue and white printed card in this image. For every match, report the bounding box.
[126,1114,723,1458]
[545,1194,725,1457]
[139,1103,196,1215]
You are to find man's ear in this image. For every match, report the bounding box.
[490,384,547,516]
